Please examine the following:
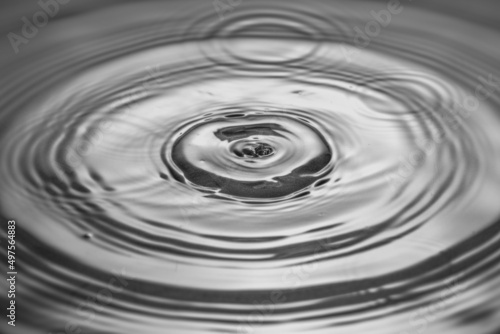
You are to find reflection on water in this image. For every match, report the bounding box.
[1,0,500,333]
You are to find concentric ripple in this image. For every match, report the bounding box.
[1,1,500,334]
[167,111,333,199]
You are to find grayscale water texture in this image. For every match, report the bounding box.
[0,0,500,333]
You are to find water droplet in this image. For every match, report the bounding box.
[83,233,93,239]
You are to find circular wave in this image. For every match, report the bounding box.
[0,1,500,334]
